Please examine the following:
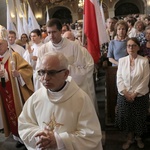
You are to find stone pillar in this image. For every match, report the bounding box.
[147,0,150,14]
[108,8,115,18]
[146,5,150,15]
[72,12,79,23]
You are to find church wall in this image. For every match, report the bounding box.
[0,0,149,29]
[0,0,6,27]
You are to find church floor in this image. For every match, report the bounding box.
[0,69,150,150]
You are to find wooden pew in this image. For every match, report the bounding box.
[105,66,117,125]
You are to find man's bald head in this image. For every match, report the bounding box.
[0,39,8,55]
[63,31,75,41]
[38,52,69,91]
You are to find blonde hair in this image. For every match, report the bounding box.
[114,20,128,36]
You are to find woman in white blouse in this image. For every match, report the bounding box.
[116,37,150,149]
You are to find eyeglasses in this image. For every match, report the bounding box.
[127,44,137,48]
[37,69,66,77]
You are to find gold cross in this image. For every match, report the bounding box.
[43,112,63,131]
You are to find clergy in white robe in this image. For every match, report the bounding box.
[62,31,97,112]
[18,52,103,150]
[8,30,25,57]
[23,42,43,70]
[36,18,96,108]
[23,29,43,91]
[23,42,43,91]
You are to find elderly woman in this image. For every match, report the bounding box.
[116,37,149,149]
[138,26,150,62]
[134,20,146,46]
[107,20,128,66]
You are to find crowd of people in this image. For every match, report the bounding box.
[106,14,150,150]
[0,13,150,149]
[0,18,102,150]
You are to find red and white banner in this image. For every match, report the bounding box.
[84,0,109,63]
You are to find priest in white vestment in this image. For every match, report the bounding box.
[8,31,25,57]
[18,52,103,150]
[62,31,97,112]
[36,18,97,109]
[23,29,43,91]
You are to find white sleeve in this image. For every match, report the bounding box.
[68,44,94,87]
[54,132,66,150]
[17,74,25,86]
[23,51,32,65]
[134,59,150,95]
[117,59,126,93]
[18,97,43,149]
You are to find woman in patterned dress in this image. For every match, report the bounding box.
[115,37,150,149]
[138,26,150,62]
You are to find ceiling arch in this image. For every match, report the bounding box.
[115,3,140,16]
[114,0,146,16]
[48,6,72,23]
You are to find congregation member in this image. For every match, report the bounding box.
[113,16,119,25]
[18,51,103,150]
[23,29,43,91]
[107,20,128,66]
[106,18,116,40]
[0,25,34,147]
[144,16,150,27]
[116,37,149,149]
[36,18,97,109]
[127,17,137,38]
[8,30,25,57]
[20,33,30,49]
[134,20,146,46]
[138,26,150,63]
[41,25,48,42]
[99,17,116,67]
[61,24,70,35]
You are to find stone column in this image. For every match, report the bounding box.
[72,12,79,23]
[108,8,115,18]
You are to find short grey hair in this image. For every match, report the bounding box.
[42,51,69,69]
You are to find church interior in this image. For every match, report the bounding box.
[0,0,150,149]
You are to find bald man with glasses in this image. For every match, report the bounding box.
[18,51,103,150]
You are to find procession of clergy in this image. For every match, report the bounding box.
[0,18,103,150]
